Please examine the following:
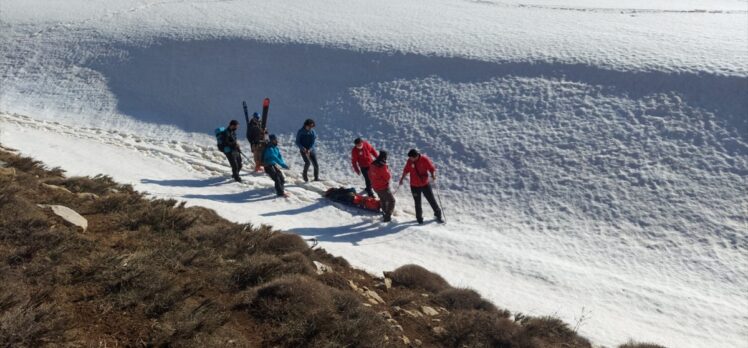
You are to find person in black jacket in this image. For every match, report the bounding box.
[295,118,319,182]
[219,119,243,182]
[246,112,266,172]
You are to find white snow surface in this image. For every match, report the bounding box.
[1,1,747,347]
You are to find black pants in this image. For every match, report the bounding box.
[224,151,242,178]
[411,185,441,222]
[300,150,319,181]
[375,188,395,219]
[361,167,374,196]
[264,165,285,195]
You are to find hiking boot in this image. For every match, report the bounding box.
[436,217,445,224]
[417,218,424,225]
[302,173,309,182]
[233,175,242,183]
[314,177,321,182]
[383,215,391,222]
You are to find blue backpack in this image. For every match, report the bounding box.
[215,127,228,153]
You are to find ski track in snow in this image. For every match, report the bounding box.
[1,1,748,347]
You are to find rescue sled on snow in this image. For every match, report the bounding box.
[324,187,380,212]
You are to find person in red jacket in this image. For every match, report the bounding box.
[351,137,379,196]
[368,151,395,222]
[398,149,443,224]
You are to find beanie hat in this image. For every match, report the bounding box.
[354,137,362,145]
[252,112,260,119]
[304,118,315,126]
[269,134,278,141]
[229,119,239,126]
[407,149,419,157]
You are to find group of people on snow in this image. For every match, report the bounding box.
[216,116,443,224]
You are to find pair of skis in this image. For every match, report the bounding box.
[239,97,271,170]
[243,98,270,132]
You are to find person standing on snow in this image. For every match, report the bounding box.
[398,149,443,224]
[246,112,266,172]
[351,137,379,196]
[220,119,243,182]
[296,118,319,182]
[369,151,395,222]
[262,134,290,197]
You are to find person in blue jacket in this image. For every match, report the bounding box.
[263,134,290,197]
[295,118,319,182]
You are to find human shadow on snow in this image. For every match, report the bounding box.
[141,177,229,187]
[291,220,420,246]
[183,189,277,203]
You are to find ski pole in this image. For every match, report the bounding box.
[434,180,446,223]
[239,151,255,170]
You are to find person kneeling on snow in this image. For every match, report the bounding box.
[262,134,290,197]
[351,137,379,197]
[368,151,395,222]
[398,149,443,224]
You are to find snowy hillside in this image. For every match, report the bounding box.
[1,0,747,347]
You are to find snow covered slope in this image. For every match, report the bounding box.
[1,1,747,347]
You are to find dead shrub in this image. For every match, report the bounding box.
[246,275,336,345]
[327,291,389,347]
[261,232,310,255]
[231,253,313,290]
[45,175,118,195]
[316,272,350,290]
[188,223,270,259]
[434,287,503,314]
[391,292,419,307]
[442,310,517,348]
[5,155,39,171]
[312,248,350,268]
[92,192,143,214]
[144,288,183,319]
[121,199,199,233]
[245,275,388,347]
[6,246,35,267]
[517,316,591,348]
[0,301,65,347]
[0,200,56,247]
[0,179,21,206]
[389,264,450,292]
[149,299,228,345]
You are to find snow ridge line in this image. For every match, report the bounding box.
[468,0,748,15]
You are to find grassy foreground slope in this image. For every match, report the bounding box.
[0,146,662,348]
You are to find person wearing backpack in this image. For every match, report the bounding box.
[262,134,290,197]
[295,118,319,182]
[217,120,243,182]
[351,137,379,197]
[398,149,443,224]
[369,151,395,222]
[246,112,266,172]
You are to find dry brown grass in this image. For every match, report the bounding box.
[442,310,517,348]
[242,275,389,347]
[434,287,503,314]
